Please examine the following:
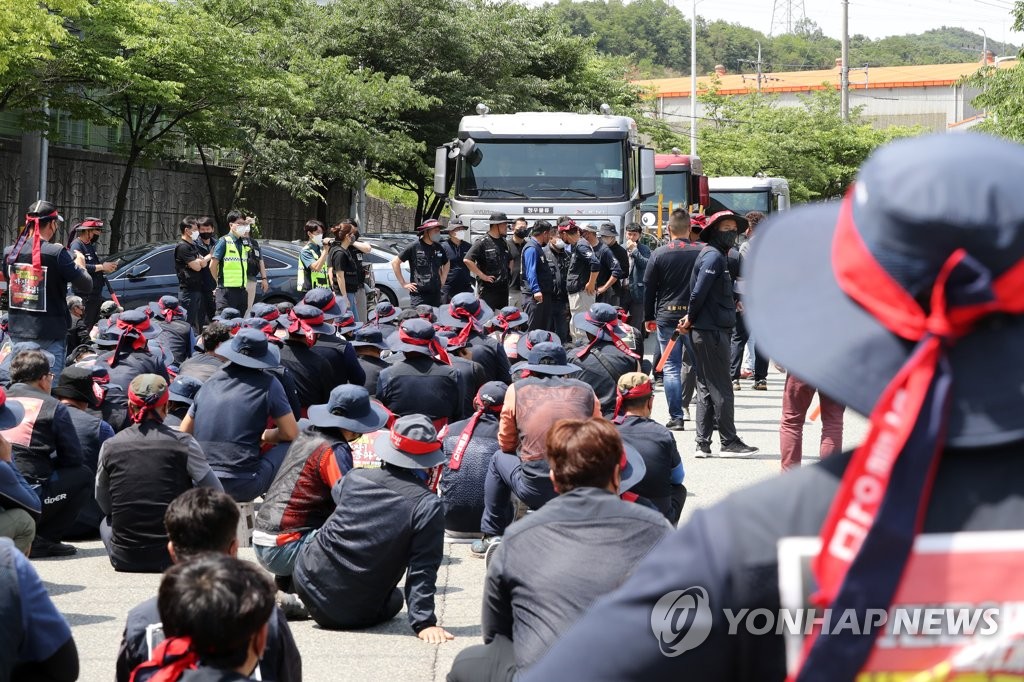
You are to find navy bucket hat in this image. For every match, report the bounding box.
[307,384,389,433]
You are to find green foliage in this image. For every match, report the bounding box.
[963,3,1024,142]
[694,88,921,202]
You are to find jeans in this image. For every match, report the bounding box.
[216,442,289,503]
[345,293,359,321]
[480,452,556,537]
[656,323,697,422]
[730,310,768,381]
[254,529,318,576]
[10,336,66,376]
[780,374,845,471]
[692,328,739,446]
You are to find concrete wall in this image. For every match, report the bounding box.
[0,138,360,255]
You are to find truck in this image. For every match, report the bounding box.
[708,176,790,217]
[639,149,711,233]
[433,104,657,237]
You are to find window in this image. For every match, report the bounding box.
[708,191,771,215]
[262,253,290,270]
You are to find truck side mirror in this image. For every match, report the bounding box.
[434,147,448,196]
[639,147,656,199]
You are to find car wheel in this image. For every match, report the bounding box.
[376,286,398,307]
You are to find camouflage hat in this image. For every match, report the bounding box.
[128,374,168,402]
[617,371,652,394]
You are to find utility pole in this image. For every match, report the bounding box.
[690,0,697,157]
[840,0,850,122]
[979,27,988,63]
[757,41,763,93]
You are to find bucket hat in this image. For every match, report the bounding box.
[416,219,442,233]
[214,308,242,322]
[349,327,388,350]
[168,375,204,405]
[511,341,579,376]
[215,328,281,369]
[369,302,401,325]
[618,443,647,495]
[703,210,748,233]
[52,365,102,408]
[248,302,285,328]
[307,384,389,433]
[373,414,446,469]
[488,306,528,333]
[150,295,186,323]
[516,329,561,360]
[387,319,449,362]
[303,288,344,319]
[488,212,509,225]
[572,303,627,340]
[74,217,106,232]
[0,388,24,431]
[597,222,618,238]
[285,304,336,342]
[438,293,493,329]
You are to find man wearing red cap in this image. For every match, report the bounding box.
[392,220,449,308]
[69,216,117,330]
[4,201,92,376]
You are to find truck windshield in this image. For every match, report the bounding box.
[709,190,771,215]
[456,140,627,200]
[641,170,690,211]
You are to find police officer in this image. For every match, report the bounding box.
[210,212,252,315]
[643,208,704,430]
[298,220,332,293]
[393,220,449,308]
[560,220,601,343]
[520,221,556,332]
[464,213,513,310]
[441,218,473,303]
[377,319,462,430]
[680,211,758,456]
[571,303,643,417]
[5,201,92,375]
[69,217,116,329]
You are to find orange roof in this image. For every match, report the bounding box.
[634,60,1017,98]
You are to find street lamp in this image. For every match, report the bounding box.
[979,27,988,63]
[690,0,697,157]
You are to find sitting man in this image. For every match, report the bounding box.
[278,305,336,413]
[472,342,600,557]
[254,385,388,594]
[176,322,231,383]
[181,329,299,502]
[95,309,169,431]
[448,417,669,680]
[377,319,462,429]
[165,375,203,429]
[150,296,195,367]
[116,488,301,682]
[1,349,92,557]
[293,415,454,643]
[349,327,389,397]
[139,554,275,682]
[95,374,222,573]
[440,382,507,538]
[438,293,511,385]
[571,303,643,417]
[613,372,687,525]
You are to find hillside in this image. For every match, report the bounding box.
[543,0,1019,78]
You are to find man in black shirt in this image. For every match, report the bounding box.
[393,220,449,307]
[69,217,116,329]
[441,218,473,302]
[175,219,211,333]
[464,213,513,310]
[193,216,218,327]
[279,305,336,412]
[586,223,623,305]
[349,327,390,397]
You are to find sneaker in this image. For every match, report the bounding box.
[275,591,309,621]
[471,536,501,557]
[721,441,759,456]
[732,380,741,391]
[695,442,712,458]
[30,537,76,558]
[665,418,686,431]
[752,380,768,391]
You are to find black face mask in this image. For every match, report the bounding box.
[199,232,214,242]
[709,230,737,251]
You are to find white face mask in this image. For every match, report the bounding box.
[190,230,200,241]
[237,224,251,237]
[451,230,465,241]
[312,233,323,246]
[552,238,565,250]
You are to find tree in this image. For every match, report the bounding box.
[53,0,302,249]
[964,3,1024,141]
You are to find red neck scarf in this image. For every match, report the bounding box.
[127,384,169,424]
[399,328,451,365]
[287,310,326,348]
[129,636,197,682]
[493,309,524,333]
[576,313,640,360]
[107,318,152,368]
[791,191,1024,681]
[9,210,57,273]
[448,400,502,471]
[158,302,183,323]
[613,381,653,419]
[448,305,482,347]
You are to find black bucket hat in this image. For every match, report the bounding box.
[516,329,561,360]
[248,302,285,329]
[349,327,388,350]
[168,375,204,405]
[373,414,446,469]
[215,328,281,369]
[307,384,389,433]
[572,303,627,341]
[511,341,579,376]
[52,365,102,408]
[303,288,344,320]
[488,306,528,332]
[370,302,401,324]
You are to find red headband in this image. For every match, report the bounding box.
[10,210,58,273]
[398,328,451,365]
[127,384,169,423]
[80,219,103,228]
[287,310,326,348]
[613,380,653,419]
[107,318,150,367]
[389,429,440,455]
[577,313,639,361]
[790,190,1024,680]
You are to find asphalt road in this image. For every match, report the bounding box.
[32,368,868,681]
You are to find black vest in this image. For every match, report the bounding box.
[154,318,192,366]
[521,240,555,294]
[378,355,461,421]
[67,404,103,470]
[101,421,193,570]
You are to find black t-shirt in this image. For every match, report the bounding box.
[329,245,359,291]
[174,240,203,290]
[399,239,446,295]
[465,234,511,289]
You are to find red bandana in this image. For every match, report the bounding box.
[287,310,326,348]
[389,429,440,455]
[107,318,152,368]
[493,309,524,333]
[613,380,653,419]
[576,313,640,360]
[9,210,58,273]
[398,328,451,365]
[158,301,183,323]
[127,384,169,424]
[447,305,483,346]
[790,190,1024,680]
[448,399,503,471]
[128,636,198,682]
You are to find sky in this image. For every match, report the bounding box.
[522,0,1023,47]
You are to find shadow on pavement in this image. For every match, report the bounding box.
[42,581,86,596]
[63,613,117,626]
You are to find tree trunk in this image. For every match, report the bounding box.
[231,158,250,212]
[109,145,143,251]
[196,144,224,232]
[414,181,426,227]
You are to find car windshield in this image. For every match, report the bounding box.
[456,140,627,200]
[641,170,690,211]
[108,244,154,267]
[709,190,771,215]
